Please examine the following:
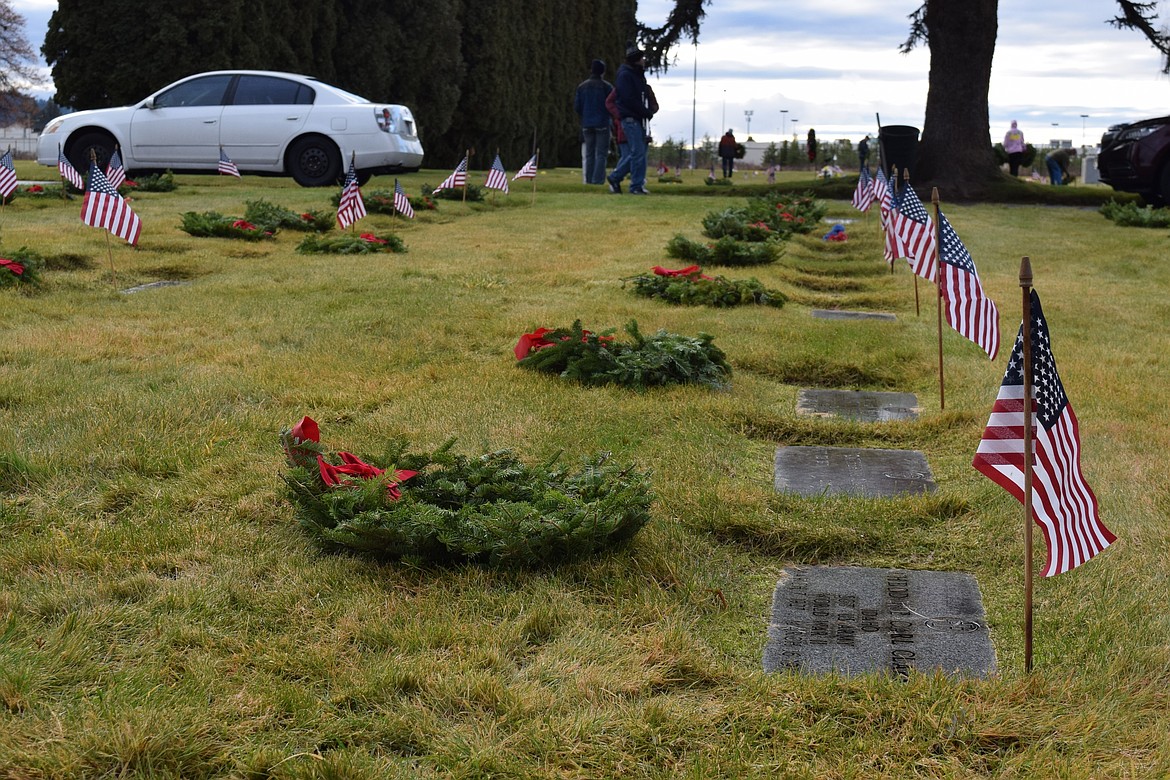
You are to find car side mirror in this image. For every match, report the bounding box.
[141,98,155,110]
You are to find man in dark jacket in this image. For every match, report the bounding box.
[574,59,612,185]
[719,129,737,178]
[606,42,657,195]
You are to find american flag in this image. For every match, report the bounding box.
[851,165,874,212]
[892,184,938,282]
[0,149,16,199]
[81,162,141,246]
[872,167,890,228]
[218,147,240,177]
[937,211,1000,359]
[972,290,1115,576]
[433,156,468,192]
[337,158,366,229]
[512,153,538,180]
[484,153,509,193]
[105,147,126,189]
[393,178,414,219]
[58,147,85,190]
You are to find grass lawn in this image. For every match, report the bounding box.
[1,163,1168,778]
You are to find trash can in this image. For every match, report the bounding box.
[879,125,920,182]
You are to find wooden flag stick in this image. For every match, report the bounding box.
[932,187,944,409]
[105,230,117,290]
[531,148,539,206]
[1019,255,1036,673]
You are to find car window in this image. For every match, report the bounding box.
[153,75,233,108]
[232,75,314,106]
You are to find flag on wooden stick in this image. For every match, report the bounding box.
[337,157,366,229]
[937,211,1000,359]
[81,162,141,245]
[484,153,509,193]
[512,153,538,180]
[851,165,874,212]
[434,156,468,192]
[0,149,16,199]
[393,178,414,219]
[218,147,240,177]
[58,146,85,190]
[105,147,126,189]
[972,289,1115,576]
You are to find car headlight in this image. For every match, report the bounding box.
[42,117,65,134]
[1117,123,1166,142]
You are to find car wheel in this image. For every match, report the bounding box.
[355,171,372,186]
[67,131,116,175]
[286,136,342,187]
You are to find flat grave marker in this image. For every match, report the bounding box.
[774,446,936,498]
[796,389,920,422]
[811,309,897,321]
[763,565,996,678]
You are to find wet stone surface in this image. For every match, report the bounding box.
[796,389,920,422]
[774,446,936,497]
[763,566,996,679]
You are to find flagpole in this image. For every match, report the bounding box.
[531,148,539,206]
[932,186,944,409]
[58,144,67,200]
[1019,255,1036,673]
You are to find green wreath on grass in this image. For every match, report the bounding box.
[514,320,731,390]
[244,199,335,232]
[666,234,782,267]
[280,417,654,566]
[624,265,787,308]
[0,248,43,287]
[295,232,406,254]
[178,211,275,240]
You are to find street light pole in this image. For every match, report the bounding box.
[1080,114,1089,147]
[744,110,753,139]
[780,109,787,139]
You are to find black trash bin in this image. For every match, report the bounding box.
[879,125,920,182]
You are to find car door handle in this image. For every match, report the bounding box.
[203,119,217,124]
[286,116,300,121]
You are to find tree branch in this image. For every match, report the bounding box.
[636,0,710,73]
[1110,0,1170,73]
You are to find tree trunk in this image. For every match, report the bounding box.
[915,0,1001,200]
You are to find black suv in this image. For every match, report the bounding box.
[1097,116,1170,204]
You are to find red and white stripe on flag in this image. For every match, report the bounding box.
[81,164,142,246]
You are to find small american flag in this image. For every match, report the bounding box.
[872,167,890,228]
[892,184,938,283]
[484,153,509,193]
[434,156,468,192]
[393,178,414,219]
[851,165,874,212]
[81,162,141,246]
[512,153,538,180]
[218,147,240,177]
[937,211,1000,359]
[0,149,16,199]
[58,147,85,190]
[337,158,366,229]
[105,148,126,189]
[972,290,1115,576]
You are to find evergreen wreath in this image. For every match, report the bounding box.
[179,211,275,240]
[515,320,731,390]
[1099,198,1170,228]
[129,171,177,192]
[666,234,782,267]
[295,232,406,254]
[244,199,335,232]
[359,190,438,216]
[0,248,43,288]
[624,265,787,308]
[279,416,654,567]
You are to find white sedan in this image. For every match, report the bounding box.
[37,70,424,187]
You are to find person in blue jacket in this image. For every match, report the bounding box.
[574,59,612,185]
[606,42,657,195]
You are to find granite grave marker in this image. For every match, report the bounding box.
[797,389,920,422]
[763,566,996,678]
[774,446,936,498]
[811,309,897,321]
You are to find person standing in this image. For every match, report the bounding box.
[574,59,612,185]
[1045,146,1077,185]
[807,128,817,165]
[1004,120,1026,177]
[858,135,870,168]
[607,42,657,195]
[718,129,737,178]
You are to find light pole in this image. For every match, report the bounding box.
[744,110,753,139]
[1080,114,1089,146]
[780,109,788,138]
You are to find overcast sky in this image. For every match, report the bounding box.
[14,0,1170,148]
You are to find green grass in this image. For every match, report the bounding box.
[1,166,1169,778]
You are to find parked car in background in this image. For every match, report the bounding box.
[37,70,423,187]
[1097,116,1170,204]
